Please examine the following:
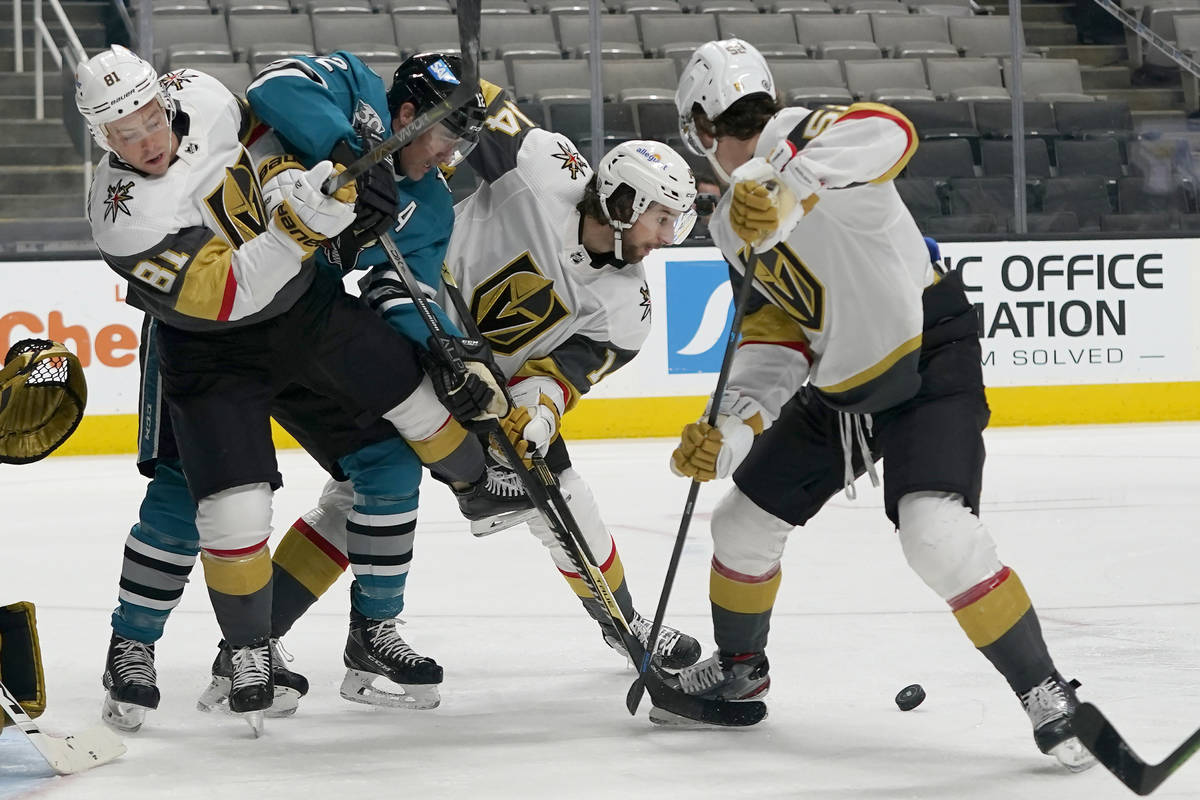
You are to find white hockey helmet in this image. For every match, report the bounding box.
[595,140,698,260]
[674,38,775,182]
[75,44,170,151]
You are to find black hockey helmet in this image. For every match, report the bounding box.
[387,53,486,143]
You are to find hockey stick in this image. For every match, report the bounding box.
[624,246,766,722]
[322,0,482,194]
[1073,702,1200,796]
[0,679,126,774]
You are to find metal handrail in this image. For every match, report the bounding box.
[31,0,87,118]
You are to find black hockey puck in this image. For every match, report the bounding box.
[895,683,926,711]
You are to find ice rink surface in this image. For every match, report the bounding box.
[1,423,1198,800]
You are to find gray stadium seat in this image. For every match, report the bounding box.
[229,14,314,62]
[198,62,255,95]
[771,0,833,10]
[716,13,801,45]
[601,58,679,102]
[386,0,453,11]
[481,0,534,13]
[844,58,935,102]
[639,13,719,56]
[795,15,881,60]
[1040,175,1112,229]
[512,58,592,101]
[577,44,647,60]
[1176,15,1200,109]
[152,15,234,72]
[312,14,399,54]
[1003,58,1091,102]
[305,0,374,12]
[394,15,460,56]
[949,16,1027,58]
[925,57,1006,101]
[1055,139,1125,177]
[481,15,558,57]
[557,14,641,53]
[770,58,853,105]
[869,13,959,59]
[979,138,1052,178]
[1130,1,1200,68]
[903,137,976,178]
[695,0,758,11]
[223,0,292,13]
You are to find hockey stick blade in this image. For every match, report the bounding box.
[633,664,767,728]
[0,680,126,774]
[1073,702,1200,795]
[322,0,481,194]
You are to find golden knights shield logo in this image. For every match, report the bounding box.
[204,150,269,248]
[470,253,569,356]
[739,242,825,330]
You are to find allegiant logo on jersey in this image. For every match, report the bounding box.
[665,258,733,374]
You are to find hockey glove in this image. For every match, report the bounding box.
[729,148,821,252]
[278,160,357,242]
[0,602,46,726]
[0,339,87,465]
[496,378,563,466]
[423,336,510,425]
[329,137,399,271]
[670,391,765,482]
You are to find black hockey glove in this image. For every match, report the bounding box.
[421,336,511,425]
[328,136,399,270]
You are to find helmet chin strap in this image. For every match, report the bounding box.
[704,146,732,186]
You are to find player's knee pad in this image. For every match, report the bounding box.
[382,376,456,446]
[529,468,610,560]
[196,482,273,554]
[896,491,1002,601]
[711,488,793,577]
[338,437,421,508]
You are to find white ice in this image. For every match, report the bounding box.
[1,423,1199,800]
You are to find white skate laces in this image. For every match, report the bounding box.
[1020,675,1097,773]
[677,655,726,695]
[367,618,427,667]
[485,463,524,498]
[631,614,684,657]
[230,645,270,693]
[111,638,156,685]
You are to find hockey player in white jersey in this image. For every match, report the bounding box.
[658,38,1096,772]
[265,80,707,680]
[77,46,510,734]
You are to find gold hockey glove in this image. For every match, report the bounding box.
[0,339,87,465]
[496,386,561,467]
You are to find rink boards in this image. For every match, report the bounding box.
[3,237,1199,455]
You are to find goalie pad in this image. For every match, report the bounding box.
[0,601,46,727]
[0,339,87,464]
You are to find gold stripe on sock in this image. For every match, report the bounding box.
[561,543,625,599]
[710,562,782,615]
[201,547,272,597]
[272,527,345,598]
[953,569,1033,648]
[408,418,469,465]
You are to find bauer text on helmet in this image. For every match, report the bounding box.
[75,45,177,175]
[675,38,775,184]
[596,140,698,263]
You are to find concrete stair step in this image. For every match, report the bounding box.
[0,94,63,118]
[0,166,85,194]
[1095,87,1185,111]
[1043,44,1128,66]
[0,46,105,72]
[0,119,71,142]
[0,142,82,166]
[1132,109,1193,134]
[1023,22,1083,47]
[1021,2,1073,23]
[0,192,85,217]
[0,70,65,93]
[0,23,110,49]
[0,216,96,258]
[1082,65,1132,90]
[12,2,110,26]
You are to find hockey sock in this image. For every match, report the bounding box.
[710,557,781,655]
[406,419,485,487]
[949,566,1056,694]
[345,495,418,621]
[561,538,636,620]
[200,547,272,646]
[270,518,349,637]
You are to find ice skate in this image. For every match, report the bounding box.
[1019,671,1097,772]
[228,641,272,737]
[197,638,308,718]
[649,651,770,727]
[100,633,160,733]
[456,460,537,536]
[601,612,702,670]
[340,608,442,709]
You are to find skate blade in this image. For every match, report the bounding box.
[1050,738,1099,773]
[647,704,769,728]
[339,670,441,710]
[239,709,265,738]
[197,678,299,719]
[470,508,539,537]
[101,696,147,733]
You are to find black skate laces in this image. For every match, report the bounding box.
[112,638,156,684]
[230,645,271,692]
[367,618,431,665]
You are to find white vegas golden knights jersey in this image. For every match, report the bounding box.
[442,83,652,410]
[86,68,308,332]
[709,103,936,418]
